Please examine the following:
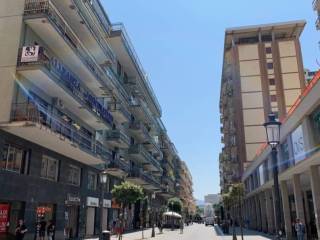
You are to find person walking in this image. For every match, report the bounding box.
[47,220,55,240]
[39,218,46,240]
[295,218,305,240]
[15,219,28,240]
[179,219,184,234]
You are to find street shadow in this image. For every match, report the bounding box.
[214,225,272,238]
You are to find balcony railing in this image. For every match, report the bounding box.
[71,0,115,61]
[111,23,162,115]
[108,102,131,122]
[10,102,111,161]
[129,144,162,171]
[108,157,130,173]
[129,121,150,138]
[129,167,160,187]
[105,129,131,146]
[24,0,113,96]
[17,48,113,126]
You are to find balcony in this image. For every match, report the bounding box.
[23,0,111,97]
[105,129,130,148]
[128,144,162,173]
[108,102,131,124]
[313,0,320,11]
[110,23,162,116]
[1,103,112,166]
[17,48,113,130]
[128,121,150,141]
[105,157,130,178]
[130,98,156,126]
[127,167,160,190]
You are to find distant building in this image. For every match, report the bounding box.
[204,204,214,217]
[305,68,318,84]
[204,194,221,205]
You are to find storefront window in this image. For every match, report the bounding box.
[1,145,26,173]
[67,165,81,186]
[88,171,97,190]
[41,155,59,181]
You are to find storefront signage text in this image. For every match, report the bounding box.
[103,199,111,208]
[86,197,99,207]
[0,204,9,233]
[21,46,39,63]
[50,56,113,125]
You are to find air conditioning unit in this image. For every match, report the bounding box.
[52,97,64,109]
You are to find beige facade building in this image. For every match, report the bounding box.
[242,70,320,239]
[219,21,306,192]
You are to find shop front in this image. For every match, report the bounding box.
[85,197,99,236]
[64,194,80,239]
[0,201,25,236]
[102,199,111,231]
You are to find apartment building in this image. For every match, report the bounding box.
[219,21,306,192]
[176,160,196,216]
[0,0,193,239]
[241,70,320,239]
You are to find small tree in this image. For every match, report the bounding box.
[167,197,183,213]
[112,181,144,240]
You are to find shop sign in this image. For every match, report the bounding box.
[65,194,81,205]
[291,125,305,163]
[36,206,52,218]
[103,199,111,208]
[86,197,99,207]
[21,46,39,62]
[50,57,113,125]
[0,204,9,233]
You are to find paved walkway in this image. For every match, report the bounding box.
[110,223,273,240]
[214,225,273,240]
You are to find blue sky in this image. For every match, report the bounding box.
[102,0,319,200]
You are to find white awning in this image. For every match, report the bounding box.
[163,211,182,218]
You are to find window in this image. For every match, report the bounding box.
[67,165,81,186]
[88,171,97,190]
[269,78,276,86]
[41,155,59,181]
[267,62,274,69]
[265,47,272,54]
[1,145,25,173]
[270,95,277,102]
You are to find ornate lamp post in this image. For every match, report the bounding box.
[99,171,108,240]
[263,113,282,239]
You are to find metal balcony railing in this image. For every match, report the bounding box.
[129,167,160,187]
[108,157,130,172]
[10,102,111,161]
[72,0,116,62]
[105,129,130,146]
[129,121,150,137]
[111,23,162,115]
[108,102,131,122]
[129,144,162,171]
[24,0,115,98]
[17,48,113,126]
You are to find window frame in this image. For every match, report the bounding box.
[41,155,59,181]
[67,164,81,186]
[87,171,97,190]
[1,144,26,174]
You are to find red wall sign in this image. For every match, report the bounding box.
[0,204,9,233]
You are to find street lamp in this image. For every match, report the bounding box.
[99,171,108,240]
[263,113,282,239]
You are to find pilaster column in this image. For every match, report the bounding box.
[265,189,275,234]
[280,180,292,239]
[255,195,262,231]
[310,165,320,238]
[293,174,306,224]
[260,192,267,233]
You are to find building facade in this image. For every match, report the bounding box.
[219,21,306,192]
[0,0,193,239]
[204,194,221,205]
[242,71,320,239]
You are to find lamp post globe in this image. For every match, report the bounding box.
[263,113,282,239]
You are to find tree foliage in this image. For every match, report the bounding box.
[167,197,183,213]
[111,181,144,207]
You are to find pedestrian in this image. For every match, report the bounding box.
[15,219,28,240]
[179,219,184,234]
[47,220,55,240]
[295,218,305,240]
[39,218,46,240]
